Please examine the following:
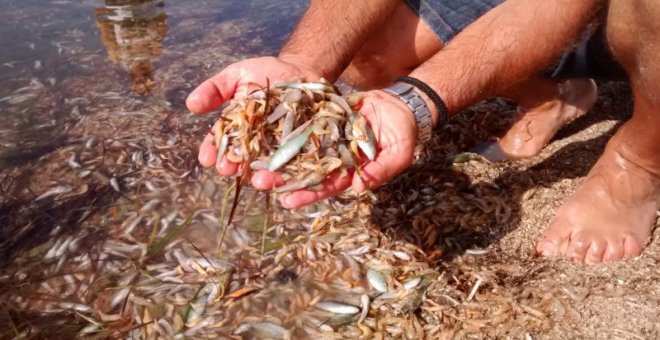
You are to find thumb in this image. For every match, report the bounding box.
[186,67,240,114]
[352,143,413,192]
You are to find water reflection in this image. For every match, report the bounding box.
[95,0,168,95]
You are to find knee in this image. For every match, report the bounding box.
[606,0,660,85]
[607,0,660,64]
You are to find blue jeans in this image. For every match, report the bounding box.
[405,0,624,80]
[404,0,503,45]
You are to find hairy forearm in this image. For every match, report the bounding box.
[279,0,399,81]
[409,0,602,125]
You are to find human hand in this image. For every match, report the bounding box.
[271,90,418,208]
[188,55,321,176]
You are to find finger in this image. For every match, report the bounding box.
[251,170,286,190]
[186,68,239,114]
[216,155,239,176]
[279,171,353,209]
[199,133,240,176]
[198,133,217,167]
[352,145,412,192]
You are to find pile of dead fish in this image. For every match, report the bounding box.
[211,79,376,192]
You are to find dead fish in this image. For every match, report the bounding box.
[282,110,297,140]
[234,322,291,340]
[215,134,230,163]
[444,152,479,165]
[250,159,270,171]
[316,301,360,314]
[267,102,291,124]
[367,269,388,293]
[110,177,120,192]
[403,276,422,290]
[349,113,377,161]
[67,153,81,168]
[357,294,369,324]
[274,172,325,193]
[325,313,358,327]
[268,128,312,171]
[34,185,73,201]
[109,288,130,310]
[280,119,313,145]
[272,81,334,93]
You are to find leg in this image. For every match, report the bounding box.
[537,0,660,263]
[483,76,597,159]
[347,2,597,160]
[341,0,506,89]
[340,1,443,89]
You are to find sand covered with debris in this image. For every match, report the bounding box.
[1,0,659,339]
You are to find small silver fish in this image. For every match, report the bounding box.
[250,159,270,171]
[367,268,388,293]
[216,134,229,164]
[234,322,291,340]
[272,81,334,93]
[281,110,296,142]
[350,114,377,161]
[280,119,313,145]
[274,172,325,193]
[316,301,359,314]
[326,93,352,114]
[268,128,312,171]
[403,276,422,290]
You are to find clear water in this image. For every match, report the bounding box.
[0,0,306,153]
[0,1,425,339]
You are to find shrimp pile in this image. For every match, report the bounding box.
[211,79,377,192]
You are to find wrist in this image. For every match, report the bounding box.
[393,76,448,129]
[381,83,433,145]
[417,90,440,128]
[278,53,332,81]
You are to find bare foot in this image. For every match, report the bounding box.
[494,78,598,159]
[536,146,660,264]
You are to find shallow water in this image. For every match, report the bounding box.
[0,0,306,152]
[0,1,439,338]
[0,2,597,339]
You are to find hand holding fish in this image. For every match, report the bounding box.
[189,69,418,208]
[187,56,320,174]
[277,90,417,208]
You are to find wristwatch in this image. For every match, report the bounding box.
[383,82,433,145]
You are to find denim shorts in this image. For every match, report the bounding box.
[404,0,503,45]
[405,0,625,80]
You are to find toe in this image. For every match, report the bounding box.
[566,233,591,264]
[623,234,643,258]
[584,238,607,264]
[602,239,625,263]
[536,216,573,258]
[536,237,562,257]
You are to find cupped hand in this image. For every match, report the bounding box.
[279,90,418,208]
[189,55,320,177]
[190,60,417,208]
